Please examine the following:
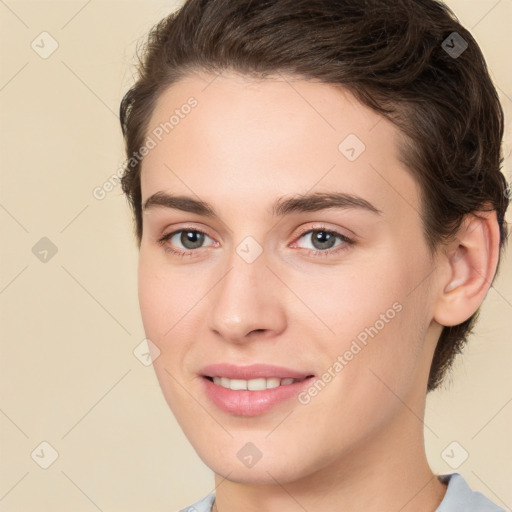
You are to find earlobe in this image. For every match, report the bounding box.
[434,209,500,327]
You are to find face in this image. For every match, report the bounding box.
[138,70,443,484]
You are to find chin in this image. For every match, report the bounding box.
[199,448,311,485]
[210,465,296,485]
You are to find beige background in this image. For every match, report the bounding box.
[0,1,511,511]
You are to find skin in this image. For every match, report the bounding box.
[137,70,499,512]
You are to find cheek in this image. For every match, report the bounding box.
[313,255,428,392]
[137,252,199,415]
[290,257,407,345]
[137,257,168,341]
[137,250,199,342]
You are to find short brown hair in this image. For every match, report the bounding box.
[120,0,509,391]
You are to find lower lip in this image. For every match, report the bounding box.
[201,376,315,416]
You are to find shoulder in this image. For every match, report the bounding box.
[176,491,216,512]
[436,472,506,512]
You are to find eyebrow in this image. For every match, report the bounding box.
[142,191,382,217]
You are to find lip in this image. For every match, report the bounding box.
[199,363,313,380]
[199,363,315,416]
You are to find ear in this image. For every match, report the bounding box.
[433,209,501,327]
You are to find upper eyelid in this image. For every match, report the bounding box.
[296,226,348,238]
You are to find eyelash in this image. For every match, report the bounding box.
[157,224,354,259]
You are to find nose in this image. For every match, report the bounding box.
[206,247,287,344]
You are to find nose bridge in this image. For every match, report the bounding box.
[206,241,285,341]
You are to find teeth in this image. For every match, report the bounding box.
[211,376,301,390]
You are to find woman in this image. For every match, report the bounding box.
[119,1,509,510]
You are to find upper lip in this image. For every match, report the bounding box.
[200,363,314,380]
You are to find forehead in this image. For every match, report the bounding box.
[140,71,420,223]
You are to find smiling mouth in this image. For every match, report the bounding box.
[204,375,314,391]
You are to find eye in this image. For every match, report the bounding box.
[158,228,216,256]
[292,225,354,257]
[157,225,354,258]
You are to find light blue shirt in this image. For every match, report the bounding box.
[177,473,506,512]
